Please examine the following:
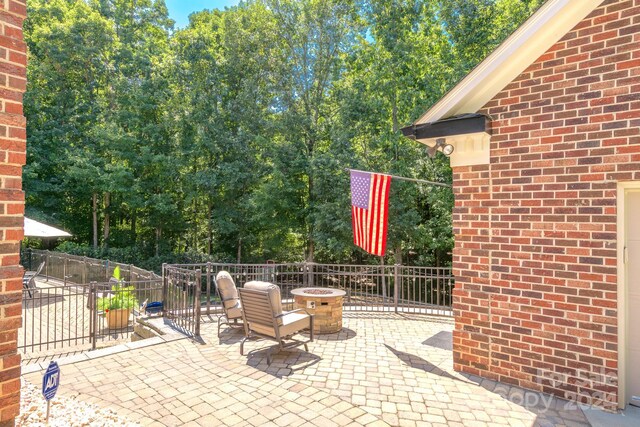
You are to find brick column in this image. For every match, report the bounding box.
[0,1,27,426]
[451,164,495,378]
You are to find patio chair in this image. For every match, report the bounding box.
[214,270,243,337]
[23,261,45,298]
[238,281,314,364]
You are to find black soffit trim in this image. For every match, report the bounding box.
[401,113,491,140]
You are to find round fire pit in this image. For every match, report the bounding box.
[291,287,346,334]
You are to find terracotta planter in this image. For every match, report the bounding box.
[105,308,132,329]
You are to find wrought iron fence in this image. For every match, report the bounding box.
[168,262,454,317]
[19,255,452,357]
[21,249,160,286]
[19,279,162,355]
[163,265,201,337]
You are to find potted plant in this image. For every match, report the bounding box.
[97,266,138,329]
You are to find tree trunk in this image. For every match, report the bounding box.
[307,172,314,262]
[380,256,387,300]
[394,246,403,265]
[131,211,136,244]
[307,237,314,263]
[392,91,399,133]
[155,227,161,257]
[207,200,212,256]
[237,237,242,264]
[102,192,110,249]
[92,193,98,250]
[192,197,198,252]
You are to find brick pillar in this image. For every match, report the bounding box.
[0,1,27,426]
[451,164,495,378]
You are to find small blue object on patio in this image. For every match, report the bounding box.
[145,301,163,315]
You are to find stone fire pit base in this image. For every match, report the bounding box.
[291,287,346,334]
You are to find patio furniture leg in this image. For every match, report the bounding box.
[218,315,227,337]
[240,336,248,356]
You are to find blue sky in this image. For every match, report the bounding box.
[165,0,240,28]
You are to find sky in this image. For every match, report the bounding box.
[165,0,240,29]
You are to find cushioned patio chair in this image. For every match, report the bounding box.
[23,261,45,298]
[238,281,314,364]
[214,270,243,337]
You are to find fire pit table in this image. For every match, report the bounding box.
[291,287,346,334]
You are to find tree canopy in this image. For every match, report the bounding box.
[23,0,543,270]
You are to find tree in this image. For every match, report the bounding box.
[25,0,118,246]
[23,0,546,267]
[266,0,360,262]
[328,0,454,265]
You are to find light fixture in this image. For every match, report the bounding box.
[427,138,454,158]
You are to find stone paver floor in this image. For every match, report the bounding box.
[23,313,590,426]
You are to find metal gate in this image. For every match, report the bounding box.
[162,264,201,337]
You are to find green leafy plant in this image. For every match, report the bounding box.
[96,266,138,312]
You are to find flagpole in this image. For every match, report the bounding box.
[346,168,452,188]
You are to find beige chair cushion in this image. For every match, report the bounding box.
[279,312,311,337]
[249,312,310,338]
[226,305,242,320]
[216,271,240,310]
[243,281,282,316]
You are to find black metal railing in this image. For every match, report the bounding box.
[19,279,162,355]
[21,249,160,286]
[168,262,454,316]
[19,255,452,358]
[163,265,201,337]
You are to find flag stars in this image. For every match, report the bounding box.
[351,171,371,208]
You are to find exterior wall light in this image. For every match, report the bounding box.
[427,138,454,158]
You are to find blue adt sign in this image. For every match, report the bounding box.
[42,361,60,401]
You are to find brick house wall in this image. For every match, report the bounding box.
[452,0,639,408]
[0,0,26,425]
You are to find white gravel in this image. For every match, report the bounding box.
[17,380,140,426]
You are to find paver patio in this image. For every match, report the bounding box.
[22,313,590,426]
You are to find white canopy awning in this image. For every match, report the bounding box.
[24,217,72,238]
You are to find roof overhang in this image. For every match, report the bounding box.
[414,0,603,125]
[401,113,492,167]
[401,113,490,140]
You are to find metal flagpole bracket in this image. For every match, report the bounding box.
[345,168,452,188]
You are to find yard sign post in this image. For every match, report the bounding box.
[42,361,60,423]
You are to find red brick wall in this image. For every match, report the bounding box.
[0,0,26,425]
[452,0,640,408]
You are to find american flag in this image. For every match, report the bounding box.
[350,170,391,256]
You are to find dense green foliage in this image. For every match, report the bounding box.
[24,0,542,266]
